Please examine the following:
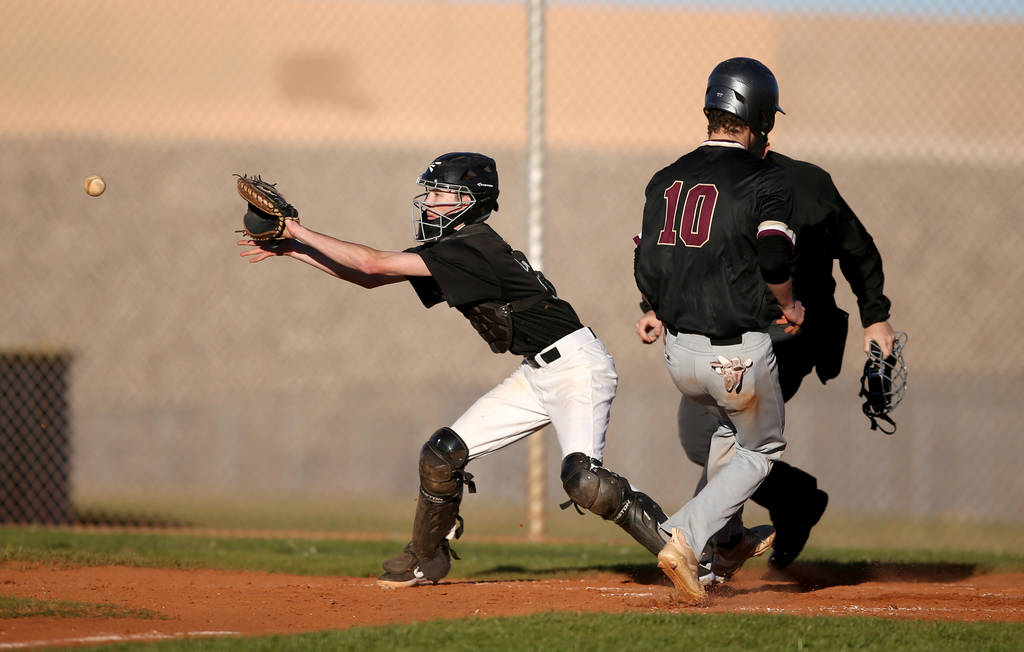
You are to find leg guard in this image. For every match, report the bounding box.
[410,427,474,581]
[560,452,669,556]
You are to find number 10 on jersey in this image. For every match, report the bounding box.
[657,181,718,248]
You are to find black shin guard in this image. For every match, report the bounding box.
[410,428,474,580]
[560,452,669,556]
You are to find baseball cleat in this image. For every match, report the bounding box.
[769,489,828,569]
[698,565,726,587]
[657,528,708,605]
[711,524,776,579]
[381,543,416,575]
[376,566,431,589]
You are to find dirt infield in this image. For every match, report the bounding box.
[1,563,1021,648]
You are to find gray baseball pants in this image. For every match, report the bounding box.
[661,330,787,556]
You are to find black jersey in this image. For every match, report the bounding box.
[768,152,890,327]
[635,142,795,339]
[407,223,583,356]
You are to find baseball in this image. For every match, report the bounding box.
[84,175,106,197]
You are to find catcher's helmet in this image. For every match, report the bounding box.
[412,152,499,242]
[704,57,785,140]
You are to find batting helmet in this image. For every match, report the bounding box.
[412,152,499,242]
[704,57,785,140]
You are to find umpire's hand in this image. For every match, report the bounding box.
[864,320,896,358]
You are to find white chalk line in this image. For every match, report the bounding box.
[0,630,239,649]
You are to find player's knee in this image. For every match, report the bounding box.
[419,427,469,496]
[560,453,627,520]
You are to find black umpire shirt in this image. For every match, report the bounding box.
[767,152,890,328]
[635,142,795,340]
[406,223,583,356]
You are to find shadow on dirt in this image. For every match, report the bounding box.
[764,560,979,591]
[474,563,671,586]
[475,560,980,591]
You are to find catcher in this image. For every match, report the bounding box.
[235,153,671,588]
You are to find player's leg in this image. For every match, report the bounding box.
[756,326,829,567]
[702,332,786,577]
[535,339,670,556]
[378,426,473,587]
[678,394,716,494]
[559,452,669,555]
[379,366,551,588]
[658,332,783,601]
[678,394,775,583]
[662,333,781,560]
[752,461,828,568]
[677,394,734,583]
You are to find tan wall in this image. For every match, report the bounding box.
[4,2,1021,157]
[1,2,1022,530]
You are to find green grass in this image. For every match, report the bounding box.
[0,527,654,578]
[0,594,163,620]
[77,613,1024,651]
[2,526,1022,579]
[70,492,1024,554]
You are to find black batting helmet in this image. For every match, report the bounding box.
[704,57,785,140]
[412,152,499,242]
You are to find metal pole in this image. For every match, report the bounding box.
[525,0,546,542]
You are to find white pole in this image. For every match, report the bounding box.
[525,0,546,542]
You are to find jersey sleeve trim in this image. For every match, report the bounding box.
[756,220,796,250]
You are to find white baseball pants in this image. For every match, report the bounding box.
[450,327,617,463]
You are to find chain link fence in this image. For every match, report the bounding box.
[2,0,1021,552]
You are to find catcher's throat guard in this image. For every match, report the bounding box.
[859,331,908,434]
[235,174,299,241]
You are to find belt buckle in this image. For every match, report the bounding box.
[540,347,561,364]
[526,346,561,369]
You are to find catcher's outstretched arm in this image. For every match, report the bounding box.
[287,222,429,278]
[237,239,405,289]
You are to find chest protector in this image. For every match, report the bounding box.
[459,249,557,353]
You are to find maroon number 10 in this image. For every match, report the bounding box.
[657,180,718,248]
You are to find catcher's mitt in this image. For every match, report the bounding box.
[235,174,299,241]
[859,331,908,434]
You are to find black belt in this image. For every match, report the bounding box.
[524,347,561,368]
[666,327,742,346]
[523,327,597,369]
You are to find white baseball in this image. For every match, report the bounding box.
[84,175,106,197]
